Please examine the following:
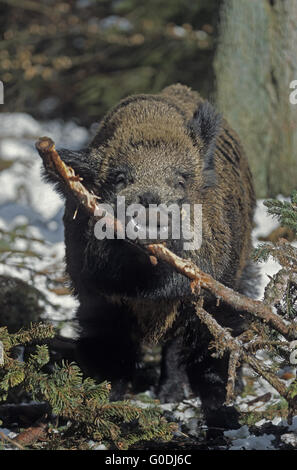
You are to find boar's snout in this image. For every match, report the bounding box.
[124,190,178,245]
[136,190,161,207]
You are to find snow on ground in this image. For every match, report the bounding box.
[224,426,276,450]
[0,112,296,449]
[0,113,91,335]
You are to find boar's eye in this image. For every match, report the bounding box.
[115,173,127,191]
[174,173,188,190]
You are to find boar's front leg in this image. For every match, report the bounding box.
[158,334,191,403]
[181,306,243,435]
[186,353,242,435]
[75,296,141,400]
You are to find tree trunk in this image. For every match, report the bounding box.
[214,0,297,198]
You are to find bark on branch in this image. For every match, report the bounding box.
[147,243,297,341]
[195,304,288,403]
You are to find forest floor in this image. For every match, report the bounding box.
[0,112,296,450]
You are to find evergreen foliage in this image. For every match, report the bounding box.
[264,191,297,234]
[253,193,297,392]
[0,322,176,449]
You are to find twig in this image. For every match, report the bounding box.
[148,243,297,341]
[36,137,98,213]
[13,422,47,447]
[0,431,25,450]
[195,305,288,401]
[226,350,241,404]
[36,137,125,238]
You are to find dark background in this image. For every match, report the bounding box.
[0,0,220,126]
[0,0,297,198]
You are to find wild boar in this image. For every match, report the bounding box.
[43,84,257,431]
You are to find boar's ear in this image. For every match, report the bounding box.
[42,148,97,198]
[188,101,221,188]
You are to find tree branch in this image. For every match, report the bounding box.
[35,136,297,413]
